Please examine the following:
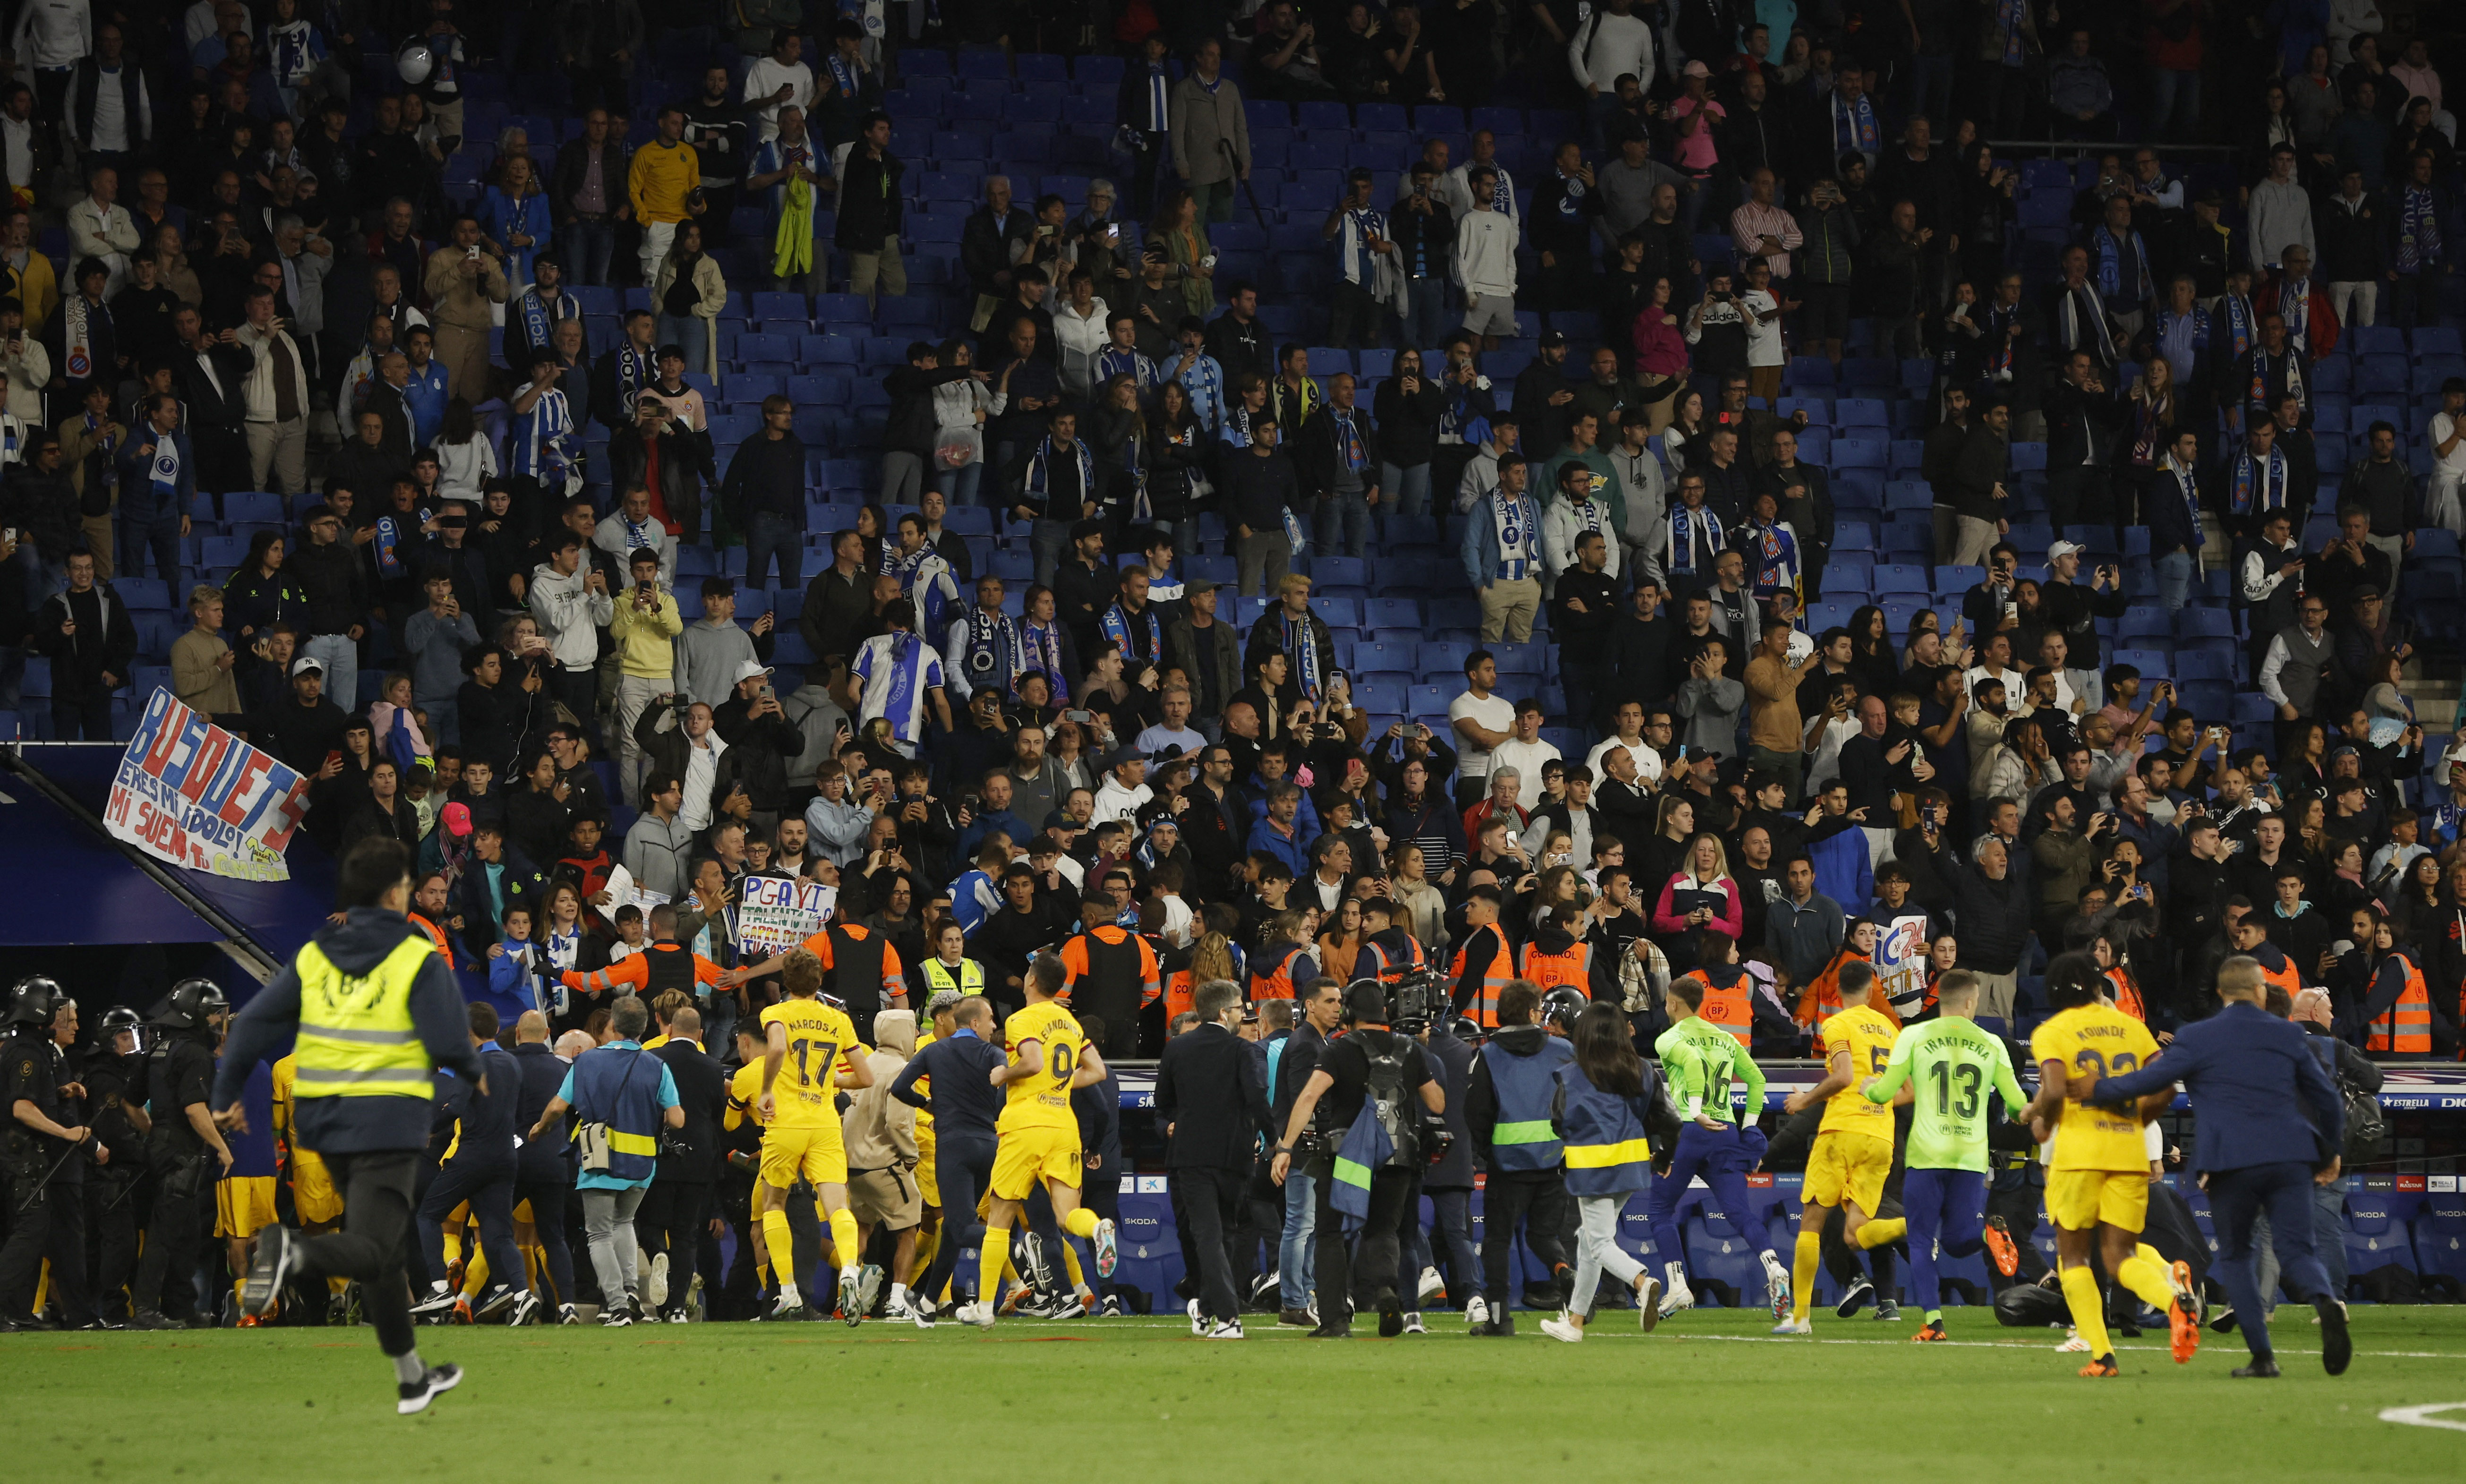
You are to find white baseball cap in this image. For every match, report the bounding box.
[733,658,774,684]
[2046,540,2085,563]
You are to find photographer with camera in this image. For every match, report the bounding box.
[1270,978,1446,1338]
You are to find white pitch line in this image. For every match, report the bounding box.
[2380,1402,2466,1431]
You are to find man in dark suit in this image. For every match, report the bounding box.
[642,1004,727,1322]
[506,1009,579,1325]
[2085,955,2350,1379]
[171,304,251,495]
[1152,976,1275,1338]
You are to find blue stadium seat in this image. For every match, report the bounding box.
[1871,563,1928,595]
[223,490,286,523]
[2415,1200,2466,1301]
[2343,1192,2420,1299]
[1418,640,1474,677]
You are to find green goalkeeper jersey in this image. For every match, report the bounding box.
[1654,1016,1766,1127]
[1861,1017,2028,1172]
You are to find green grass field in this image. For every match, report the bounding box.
[15,1308,2466,1481]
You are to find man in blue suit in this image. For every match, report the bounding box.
[2084,955,2351,1379]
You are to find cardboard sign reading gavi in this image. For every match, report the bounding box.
[736,877,837,959]
[105,690,312,881]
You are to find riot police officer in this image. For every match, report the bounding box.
[81,1006,150,1326]
[129,980,235,1330]
[2,977,99,1330]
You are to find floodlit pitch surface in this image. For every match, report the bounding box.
[14,1308,2466,1481]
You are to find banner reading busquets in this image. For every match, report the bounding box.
[105,690,312,881]
[737,877,837,959]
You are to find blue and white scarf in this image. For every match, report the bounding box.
[145,433,180,513]
[963,604,1024,691]
[2171,461,2205,548]
[1668,504,1723,575]
[515,285,573,352]
[1830,92,1879,158]
[612,341,653,419]
[1100,598,1162,666]
[2095,227,2151,305]
[2278,276,2312,350]
[2398,185,2442,273]
[1278,607,1325,700]
[2248,346,2304,413]
[2228,446,2290,516]
[1748,519,1799,599]
[1095,345,1159,392]
[1175,351,1224,430]
[2221,291,2256,359]
[1438,380,1492,446]
[1330,408,1368,471]
[1020,436,1100,517]
[1020,618,1070,701]
[1994,0,2028,64]
[1336,206,1386,285]
[1142,62,1169,131]
[2154,304,2209,384]
[1491,489,1537,580]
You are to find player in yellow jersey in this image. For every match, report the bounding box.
[1775,961,1909,1334]
[270,1050,352,1322]
[756,947,878,1324]
[963,954,1119,1329]
[722,1024,779,1304]
[2023,951,2201,1377]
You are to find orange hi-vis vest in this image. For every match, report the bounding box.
[1360,933,1426,983]
[1520,938,1594,997]
[2251,943,2304,1002]
[1794,948,1892,1030]
[1249,943,1310,1002]
[1684,965,1754,1045]
[2104,967,2147,1023]
[2368,954,2433,1055]
[1450,927,1515,1029]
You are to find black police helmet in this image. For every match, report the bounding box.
[151,978,231,1031]
[1449,1016,1483,1041]
[1540,986,1589,1031]
[98,1005,144,1039]
[5,975,67,1027]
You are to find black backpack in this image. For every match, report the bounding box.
[1359,1031,1420,1171]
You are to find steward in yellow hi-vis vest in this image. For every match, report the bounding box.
[210,839,484,1416]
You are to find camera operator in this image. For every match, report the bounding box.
[1154,979,1274,1339]
[1463,979,1572,1335]
[1270,980,1445,1339]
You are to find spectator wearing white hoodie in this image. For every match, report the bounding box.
[1455,167,1520,349]
[527,529,614,730]
[1567,0,1655,150]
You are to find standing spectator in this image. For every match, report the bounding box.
[67,165,139,298]
[1461,459,1543,642]
[834,111,908,308]
[2046,30,2115,140]
[1567,0,1654,149]
[608,549,681,801]
[2246,145,2314,272]
[1170,39,1249,224]
[423,216,507,399]
[403,571,481,744]
[1323,169,1393,350]
[32,548,133,739]
[746,105,829,297]
[1529,143,1602,332]
[724,394,810,588]
[1116,32,1174,220]
[233,284,309,498]
[1298,373,1379,557]
[627,104,701,289]
[651,223,725,380]
[114,392,192,592]
[742,29,815,145]
[1455,169,1518,351]
[551,109,630,288]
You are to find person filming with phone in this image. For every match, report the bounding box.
[711,658,805,838]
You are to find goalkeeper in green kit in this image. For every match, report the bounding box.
[1858,970,2031,1340]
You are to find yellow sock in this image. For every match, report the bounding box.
[1002,1250,1021,1285]
[2060,1265,2112,1357]
[1792,1229,1822,1322]
[762,1211,797,1289]
[1062,1206,1100,1240]
[1856,1218,1907,1251]
[979,1227,1011,1306]
[909,1225,941,1284]
[232,1277,245,1312]
[464,1250,489,1297]
[1059,1239,1086,1291]
[328,1276,349,1298]
[2115,1246,2177,1312]
[829,1209,863,1277]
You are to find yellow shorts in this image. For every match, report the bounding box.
[1802,1132,1892,1215]
[2045,1168,2150,1234]
[759,1125,849,1190]
[290,1149,344,1225]
[989,1127,1082,1201]
[916,1126,940,1206]
[215,1175,278,1238]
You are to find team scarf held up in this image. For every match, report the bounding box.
[2166,452,2205,547]
[1830,90,1879,157]
[1748,517,1799,598]
[1490,488,1536,581]
[964,602,1026,692]
[1020,615,1070,701]
[612,341,654,420]
[2249,344,2305,413]
[2228,443,2291,516]
[1278,604,1326,701]
[61,294,102,382]
[2278,274,2313,350]
[2095,227,2152,305]
[1668,503,1724,576]
[2221,290,2257,359]
[1100,596,1162,667]
[516,284,564,355]
[2397,184,2443,273]
[142,430,179,516]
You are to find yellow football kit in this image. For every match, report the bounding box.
[2030,1003,2163,1233]
[757,997,859,1190]
[271,1054,343,1224]
[1805,1005,1898,1213]
[991,1000,1087,1200]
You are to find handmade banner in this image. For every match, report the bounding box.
[1873,911,1933,1018]
[105,690,312,881]
[737,877,838,959]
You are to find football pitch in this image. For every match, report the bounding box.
[16,1309,2466,1482]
